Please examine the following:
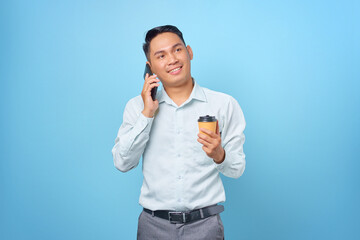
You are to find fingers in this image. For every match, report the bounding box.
[197,131,220,146]
[197,132,211,143]
[145,73,158,83]
[145,82,160,95]
[197,136,210,147]
[144,74,159,87]
[199,128,217,138]
[197,134,222,158]
[143,74,160,96]
[197,122,224,162]
[198,125,222,147]
[141,74,160,118]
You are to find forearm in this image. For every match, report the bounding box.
[112,113,153,172]
[215,131,246,178]
[215,96,246,178]
[215,150,246,178]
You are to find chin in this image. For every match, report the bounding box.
[160,70,191,87]
[171,77,192,87]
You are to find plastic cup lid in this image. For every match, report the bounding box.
[198,115,217,122]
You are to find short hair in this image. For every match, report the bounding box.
[143,25,186,60]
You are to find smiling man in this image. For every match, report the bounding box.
[112,25,246,240]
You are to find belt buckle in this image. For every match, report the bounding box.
[168,211,186,224]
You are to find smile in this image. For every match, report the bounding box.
[168,66,182,74]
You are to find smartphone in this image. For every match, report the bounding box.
[143,63,157,101]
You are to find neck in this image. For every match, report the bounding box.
[163,77,194,106]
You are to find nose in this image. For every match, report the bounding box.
[168,53,178,65]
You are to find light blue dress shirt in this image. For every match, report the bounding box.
[112,81,246,211]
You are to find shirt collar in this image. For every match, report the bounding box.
[157,79,207,106]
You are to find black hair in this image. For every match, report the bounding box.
[143,25,186,60]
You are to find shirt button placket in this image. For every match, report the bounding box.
[175,108,181,156]
[174,108,183,207]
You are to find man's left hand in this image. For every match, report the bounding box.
[197,121,225,164]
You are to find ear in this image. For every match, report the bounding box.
[146,61,154,73]
[186,45,193,60]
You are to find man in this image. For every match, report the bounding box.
[112,25,246,239]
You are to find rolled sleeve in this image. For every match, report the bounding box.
[112,97,154,172]
[215,96,246,178]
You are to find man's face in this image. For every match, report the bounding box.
[147,32,193,88]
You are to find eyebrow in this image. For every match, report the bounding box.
[153,43,184,56]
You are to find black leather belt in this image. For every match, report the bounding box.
[143,205,224,224]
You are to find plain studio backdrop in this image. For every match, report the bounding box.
[1,0,359,239]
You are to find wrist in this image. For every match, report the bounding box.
[213,148,225,164]
[142,109,154,118]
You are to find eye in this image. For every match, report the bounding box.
[159,54,165,59]
[176,48,181,52]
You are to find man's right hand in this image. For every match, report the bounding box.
[141,73,160,118]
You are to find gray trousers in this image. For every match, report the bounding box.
[137,210,224,240]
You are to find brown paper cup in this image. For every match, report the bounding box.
[198,121,217,135]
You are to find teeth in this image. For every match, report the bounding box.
[169,67,181,73]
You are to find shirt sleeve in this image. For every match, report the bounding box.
[215,96,246,178]
[112,97,154,172]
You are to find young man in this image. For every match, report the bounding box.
[112,25,246,240]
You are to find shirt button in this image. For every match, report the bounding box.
[177,154,181,157]
[178,176,182,180]
[176,129,180,134]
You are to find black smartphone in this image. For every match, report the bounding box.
[143,64,157,101]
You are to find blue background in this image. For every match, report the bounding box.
[1,0,359,239]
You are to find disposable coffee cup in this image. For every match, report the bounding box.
[198,115,217,135]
